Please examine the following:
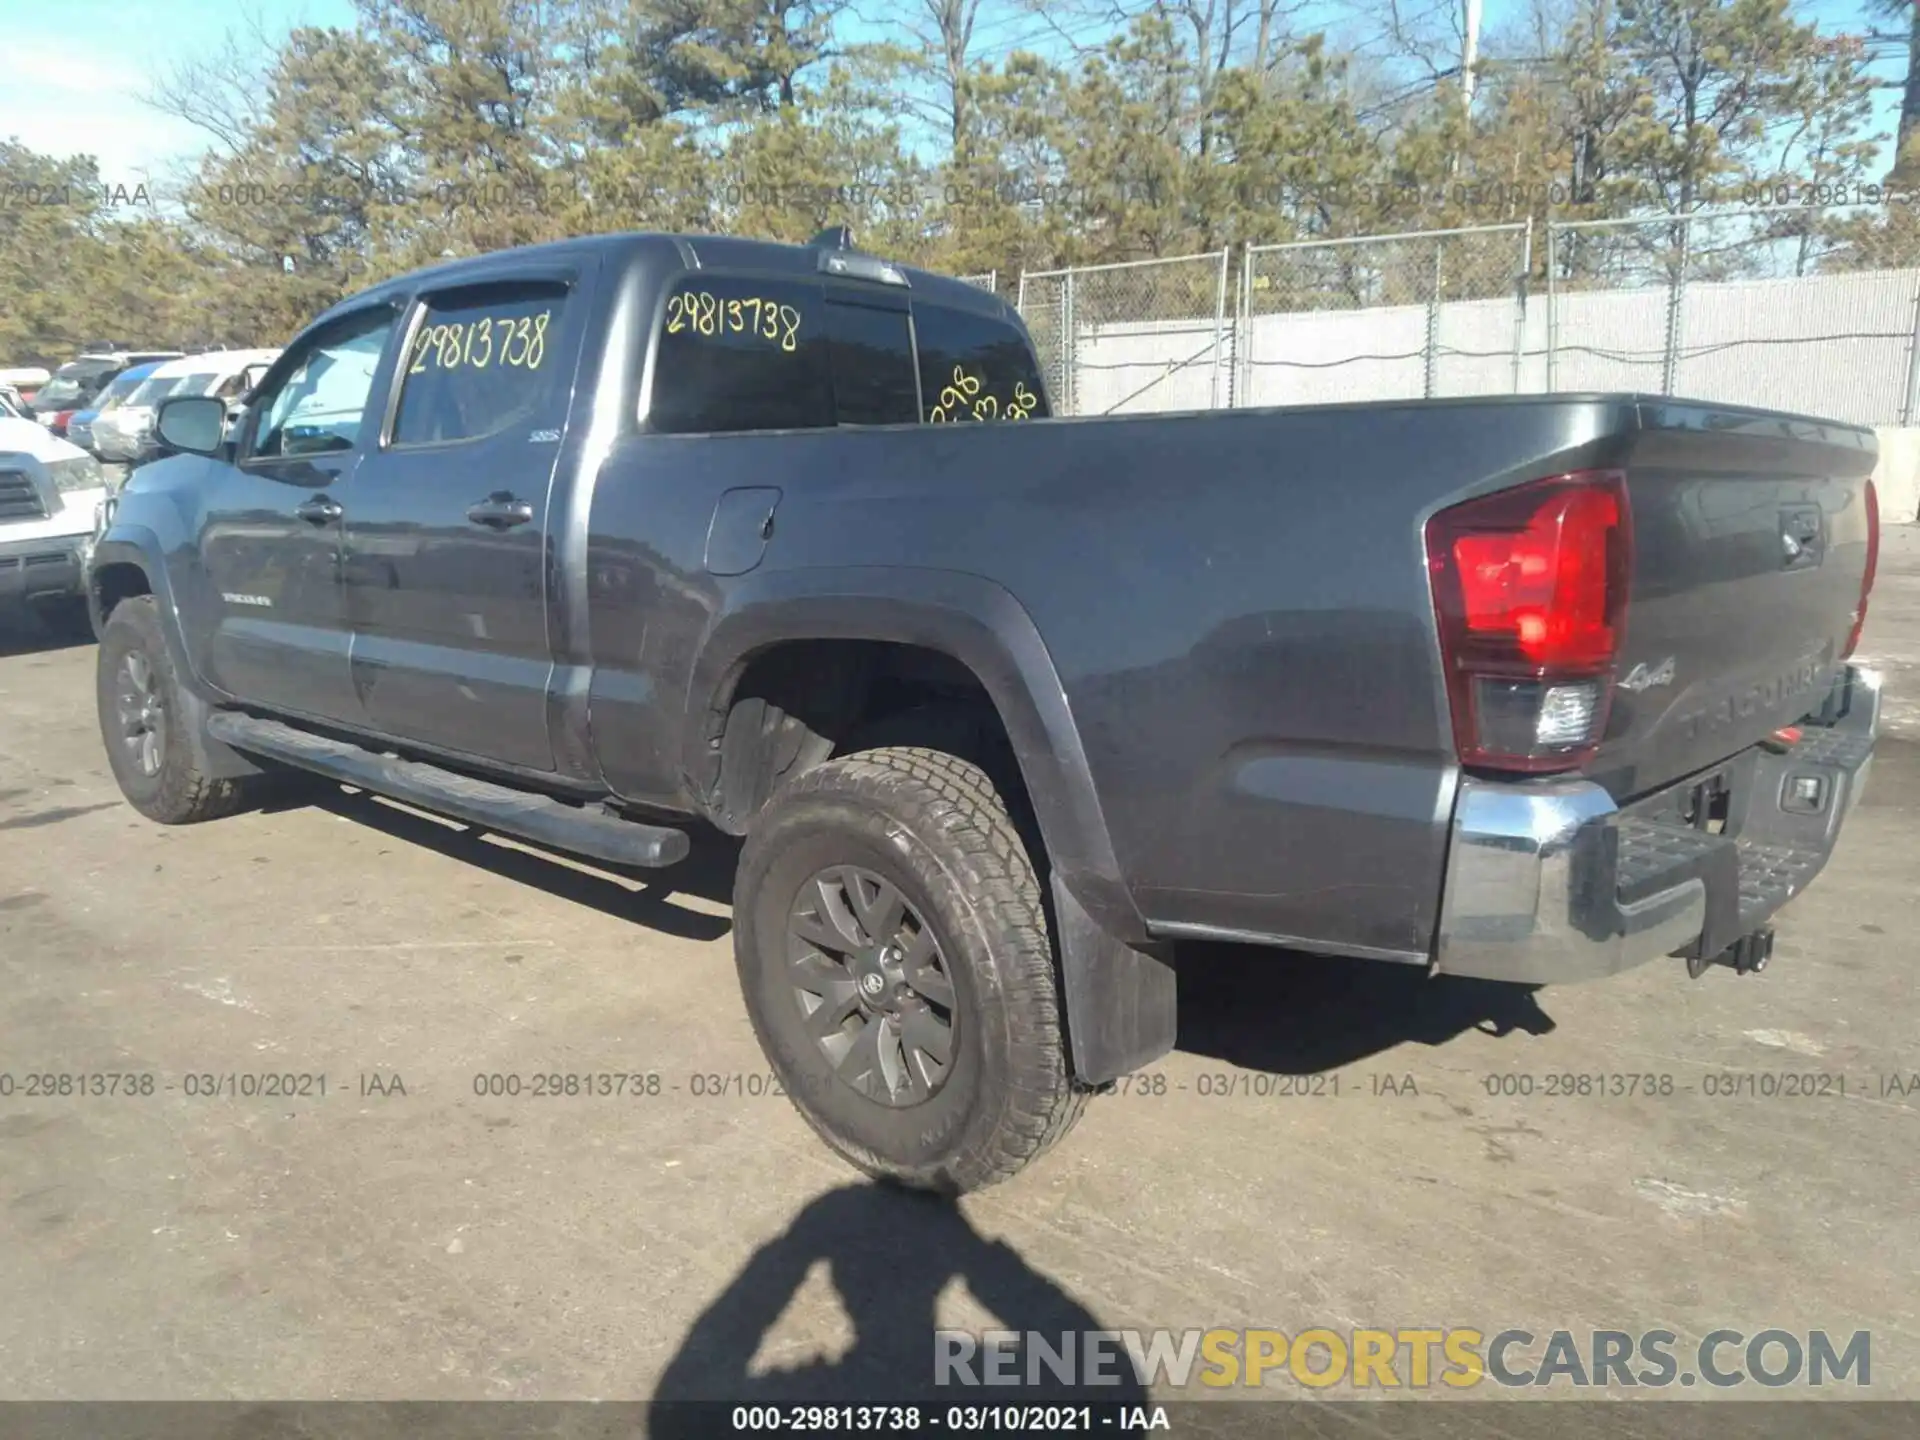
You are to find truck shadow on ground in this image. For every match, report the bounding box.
[298,783,739,943]
[650,1181,1147,1423]
[290,780,1551,1070]
[0,613,93,658]
[1173,942,1556,1075]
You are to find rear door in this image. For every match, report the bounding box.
[197,304,400,721]
[342,269,588,771]
[1594,402,1879,799]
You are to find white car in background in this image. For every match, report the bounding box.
[66,361,165,457]
[0,416,109,633]
[92,349,281,465]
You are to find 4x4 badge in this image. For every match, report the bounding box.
[1619,656,1676,692]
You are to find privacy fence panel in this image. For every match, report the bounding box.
[1002,205,1920,426]
[1237,224,1531,408]
[1017,252,1229,416]
[1546,206,1920,426]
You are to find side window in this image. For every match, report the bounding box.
[824,301,919,426]
[393,280,571,447]
[648,275,833,435]
[252,309,397,460]
[913,305,1048,423]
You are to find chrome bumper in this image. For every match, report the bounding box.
[1435,665,1880,985]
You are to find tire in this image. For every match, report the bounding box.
[95,596,260,825]
[734,746,1087,1193]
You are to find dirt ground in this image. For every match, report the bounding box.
[1,535,1917,1423]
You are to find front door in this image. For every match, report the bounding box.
[342,274,583,771]
[197,305,400,723]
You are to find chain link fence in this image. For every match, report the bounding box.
[1546,205,1920,424]
[990,203,1920,426]
[958,271,998,292]
[1237,224,1531,407]
[1016,252,1230,415]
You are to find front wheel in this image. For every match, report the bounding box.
[733,746,1087,1193]
[96,596,261,824]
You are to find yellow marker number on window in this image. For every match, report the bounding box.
[928,366,1034,424]
[666,290,802,352]
[409,310,551,373]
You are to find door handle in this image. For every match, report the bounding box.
[467,492,534,530]
[295,495,343,525]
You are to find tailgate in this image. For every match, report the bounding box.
[1592,401,1878,800]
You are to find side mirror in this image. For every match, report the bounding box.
[155,395,228,456]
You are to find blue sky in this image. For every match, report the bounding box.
[0,0,355,182]
[0,0,1903,185]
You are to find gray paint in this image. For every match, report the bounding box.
[95,230,1880,966]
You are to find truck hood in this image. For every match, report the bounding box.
[0,484,104,540]
[0,417,89,466]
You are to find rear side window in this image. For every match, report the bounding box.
[649,276,834,435]
[393,280,571,447]
[913,305,1047,423]
[824,301,920,426]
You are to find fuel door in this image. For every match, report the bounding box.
[704,485,783,577]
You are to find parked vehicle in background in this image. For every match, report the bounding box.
[67,363,163,458]
[95,351,280,467]
[132,350,279,466]
[0,388,27,420]
[0,411,109,633]
[31,352,183,436]
[0,367,51,406]
[93,229,1882,1191]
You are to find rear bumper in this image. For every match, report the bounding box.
[1435,664,1880,984]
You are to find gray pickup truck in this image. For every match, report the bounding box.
[90,228,1882,1191]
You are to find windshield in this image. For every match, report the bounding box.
[33,361,117,408]
[126,375,189,407]
[92,370,152,412]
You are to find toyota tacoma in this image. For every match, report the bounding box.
[89,228,1882,1190]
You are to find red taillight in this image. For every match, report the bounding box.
[1427,471,1632,773]
[1843,479,1879,658]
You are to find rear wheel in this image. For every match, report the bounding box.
[96,596,262,824]
[733,746,1086,1193]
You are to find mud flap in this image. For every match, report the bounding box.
[175,679,272,783]
[1051,874,1177,1084]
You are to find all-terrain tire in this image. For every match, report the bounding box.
[734,746,1087,1193]
[96,596,262,824]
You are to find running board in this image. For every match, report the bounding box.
[205,713,691,868]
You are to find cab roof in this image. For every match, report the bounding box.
[315,231,1016,330]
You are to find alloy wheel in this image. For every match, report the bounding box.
[786,865,959,1107]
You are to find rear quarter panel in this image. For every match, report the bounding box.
[679,395,1643,960]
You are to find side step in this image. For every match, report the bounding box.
[205,713,691,868]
